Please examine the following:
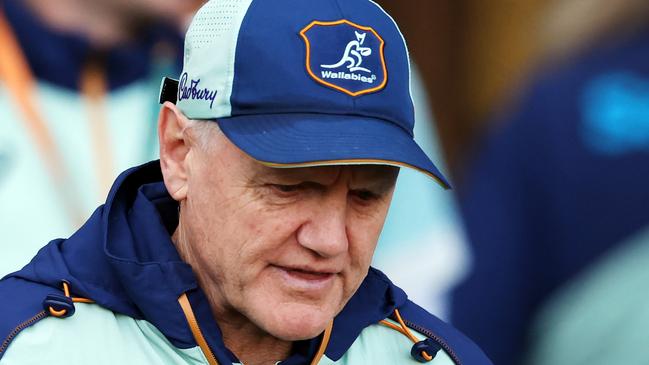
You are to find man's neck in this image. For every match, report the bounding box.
[23,0,136,48]
[216,309,293,365]
[171,227,293,365]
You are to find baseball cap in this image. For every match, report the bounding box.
[159,0,450,189]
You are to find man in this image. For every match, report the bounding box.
[0,1,491,364]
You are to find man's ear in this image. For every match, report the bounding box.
[159,101,191,201]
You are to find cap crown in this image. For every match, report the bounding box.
[178,0,415,136]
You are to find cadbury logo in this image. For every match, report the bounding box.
[178,72,218,109]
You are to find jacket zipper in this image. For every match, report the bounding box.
[0,310,47,354]
[402,318,462,365]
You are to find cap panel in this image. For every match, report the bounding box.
[353,0,415,133]
[177,0,253,119]
[231,0,353,116]
[229,0,414,134]
[366,0,415,103]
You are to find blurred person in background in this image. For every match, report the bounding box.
[0,0,196,275]
[526,224,649,365]
[451,0,649,364]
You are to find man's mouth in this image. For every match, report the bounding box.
[271,265,337,292]
[286,268,333,280]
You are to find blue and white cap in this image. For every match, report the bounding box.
[159,0,450,188]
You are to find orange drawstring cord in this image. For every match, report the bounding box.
[379,309,434,362]
[48,306,68,317]
[48,281,94,317]
[179,292,333,365]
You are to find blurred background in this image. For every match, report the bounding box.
[2,0,649,364]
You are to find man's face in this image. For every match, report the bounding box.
[177,127,398,340]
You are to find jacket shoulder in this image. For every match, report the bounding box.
[0,299,206,365]
[329,320,456,365]
[397,300,493,365]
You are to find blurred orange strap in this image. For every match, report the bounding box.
[0,10,109,226]
[81,61,114,197]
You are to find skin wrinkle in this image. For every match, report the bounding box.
[160,105,398,365]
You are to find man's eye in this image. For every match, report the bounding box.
[270,184,301,193]
[352,189,379,202]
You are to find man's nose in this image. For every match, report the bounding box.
[296,192,349,258]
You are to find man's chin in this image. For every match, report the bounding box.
[256,302,337,341]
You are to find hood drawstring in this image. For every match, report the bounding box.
[178,293,333,365]
[379,308,438,362]
[43,281,94,318]
[178,293,220,365]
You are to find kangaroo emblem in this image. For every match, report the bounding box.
[300,19,387,96]
[321,31,372,73]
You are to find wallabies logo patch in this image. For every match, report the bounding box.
[300,20,387,97]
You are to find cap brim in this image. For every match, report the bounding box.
[216,113,451,189]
